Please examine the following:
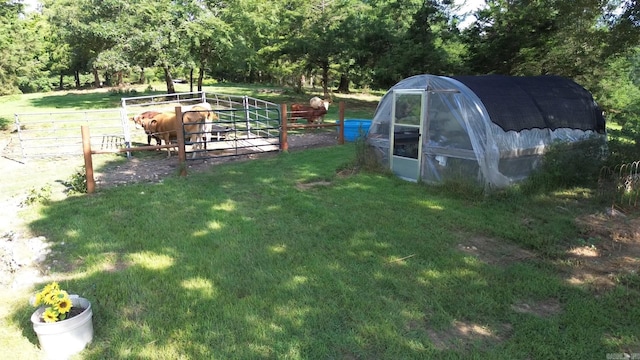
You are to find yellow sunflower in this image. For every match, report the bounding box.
[33,292,44,307]
[42,282,59,295]
[55,295,72,314]
[44,291,59,305]
[42,308,59,323]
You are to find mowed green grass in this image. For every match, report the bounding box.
[4,145,638,359]
[2,86,639,359]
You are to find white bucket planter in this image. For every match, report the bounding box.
[31,295,93,359]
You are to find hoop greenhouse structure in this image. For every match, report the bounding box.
[366,74,606,189]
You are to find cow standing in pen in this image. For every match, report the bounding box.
[131,111,162,145]
[145,103,216,158]
[290,97,331,124]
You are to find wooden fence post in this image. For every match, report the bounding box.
[81,125,96,194]
[175,106,187,177]
[280,103,288,152]
[338,101,345,145]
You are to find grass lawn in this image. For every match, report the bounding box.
[1,85,639,359]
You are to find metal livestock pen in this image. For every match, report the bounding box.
[12,91,281,160]
[121,91,281,159]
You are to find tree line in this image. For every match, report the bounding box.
[1,0,638,128]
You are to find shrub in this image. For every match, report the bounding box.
[18,76,52,93]
[108,87,138,96]
[61,167,88,194]
[354,137,385,172]
[20,185,52,206]
[521,137,606,193]
[0,117,11,131]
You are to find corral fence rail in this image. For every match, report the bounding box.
[280,102,346,152]
[13,109,126,158]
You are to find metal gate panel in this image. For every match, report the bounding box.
[184,106,281,160]
[13,109,126,158]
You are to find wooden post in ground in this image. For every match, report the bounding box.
[175,106,187,177]
[280,103,288,152]
[338,101,345,145]
[81,125,96,194]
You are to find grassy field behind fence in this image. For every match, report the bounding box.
[1,85,639,359]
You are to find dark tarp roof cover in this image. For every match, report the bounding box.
[452,75,606,133]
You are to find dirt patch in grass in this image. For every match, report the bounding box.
[457,210,640,295]
[457,235,537,266]
[511,298,562,318]
[561,211,640,292]
[295,180,332,190]
[426,320,513,351]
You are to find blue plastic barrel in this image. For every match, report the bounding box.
[336,119,372,141]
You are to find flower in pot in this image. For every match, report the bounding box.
[30,282,94,358]
[32,282,73,322]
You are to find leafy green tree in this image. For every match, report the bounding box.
[598,47,640,153]
[463,0,639,85]
[182,1,233,91]
[15,11,51,93]
[463,0,560,75]
[344,0,464,89]
[0,1,23,94]
[0,0,49,94]
[270,0,361,96]
[44,0,121,87]
[393,1,464,77]
[214,0,288,85]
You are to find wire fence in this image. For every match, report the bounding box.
[599,160,640,209]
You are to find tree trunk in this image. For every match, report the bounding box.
[321,61,330,99]
[189,68,194,93]
[59,73,64,90]
[294,75,303,94]
[139,68,145,84]
[337,73,350,94]
[197,67,204,92]
[93,68,101,88]
[74,71,80,88]
[163,65,176,94]
[117,71,123,86]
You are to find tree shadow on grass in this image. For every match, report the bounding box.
[28,92,122,110]
[9,147,639,358]
[27,89,170,111]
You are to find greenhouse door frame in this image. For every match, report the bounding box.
[390,89,427,182]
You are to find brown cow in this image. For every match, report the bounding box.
[131,111,162,145]
[146,112,180,157]
[290,104,328,124]
[147,106,216,158]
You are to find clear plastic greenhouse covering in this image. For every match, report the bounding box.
[366,74,606,189]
